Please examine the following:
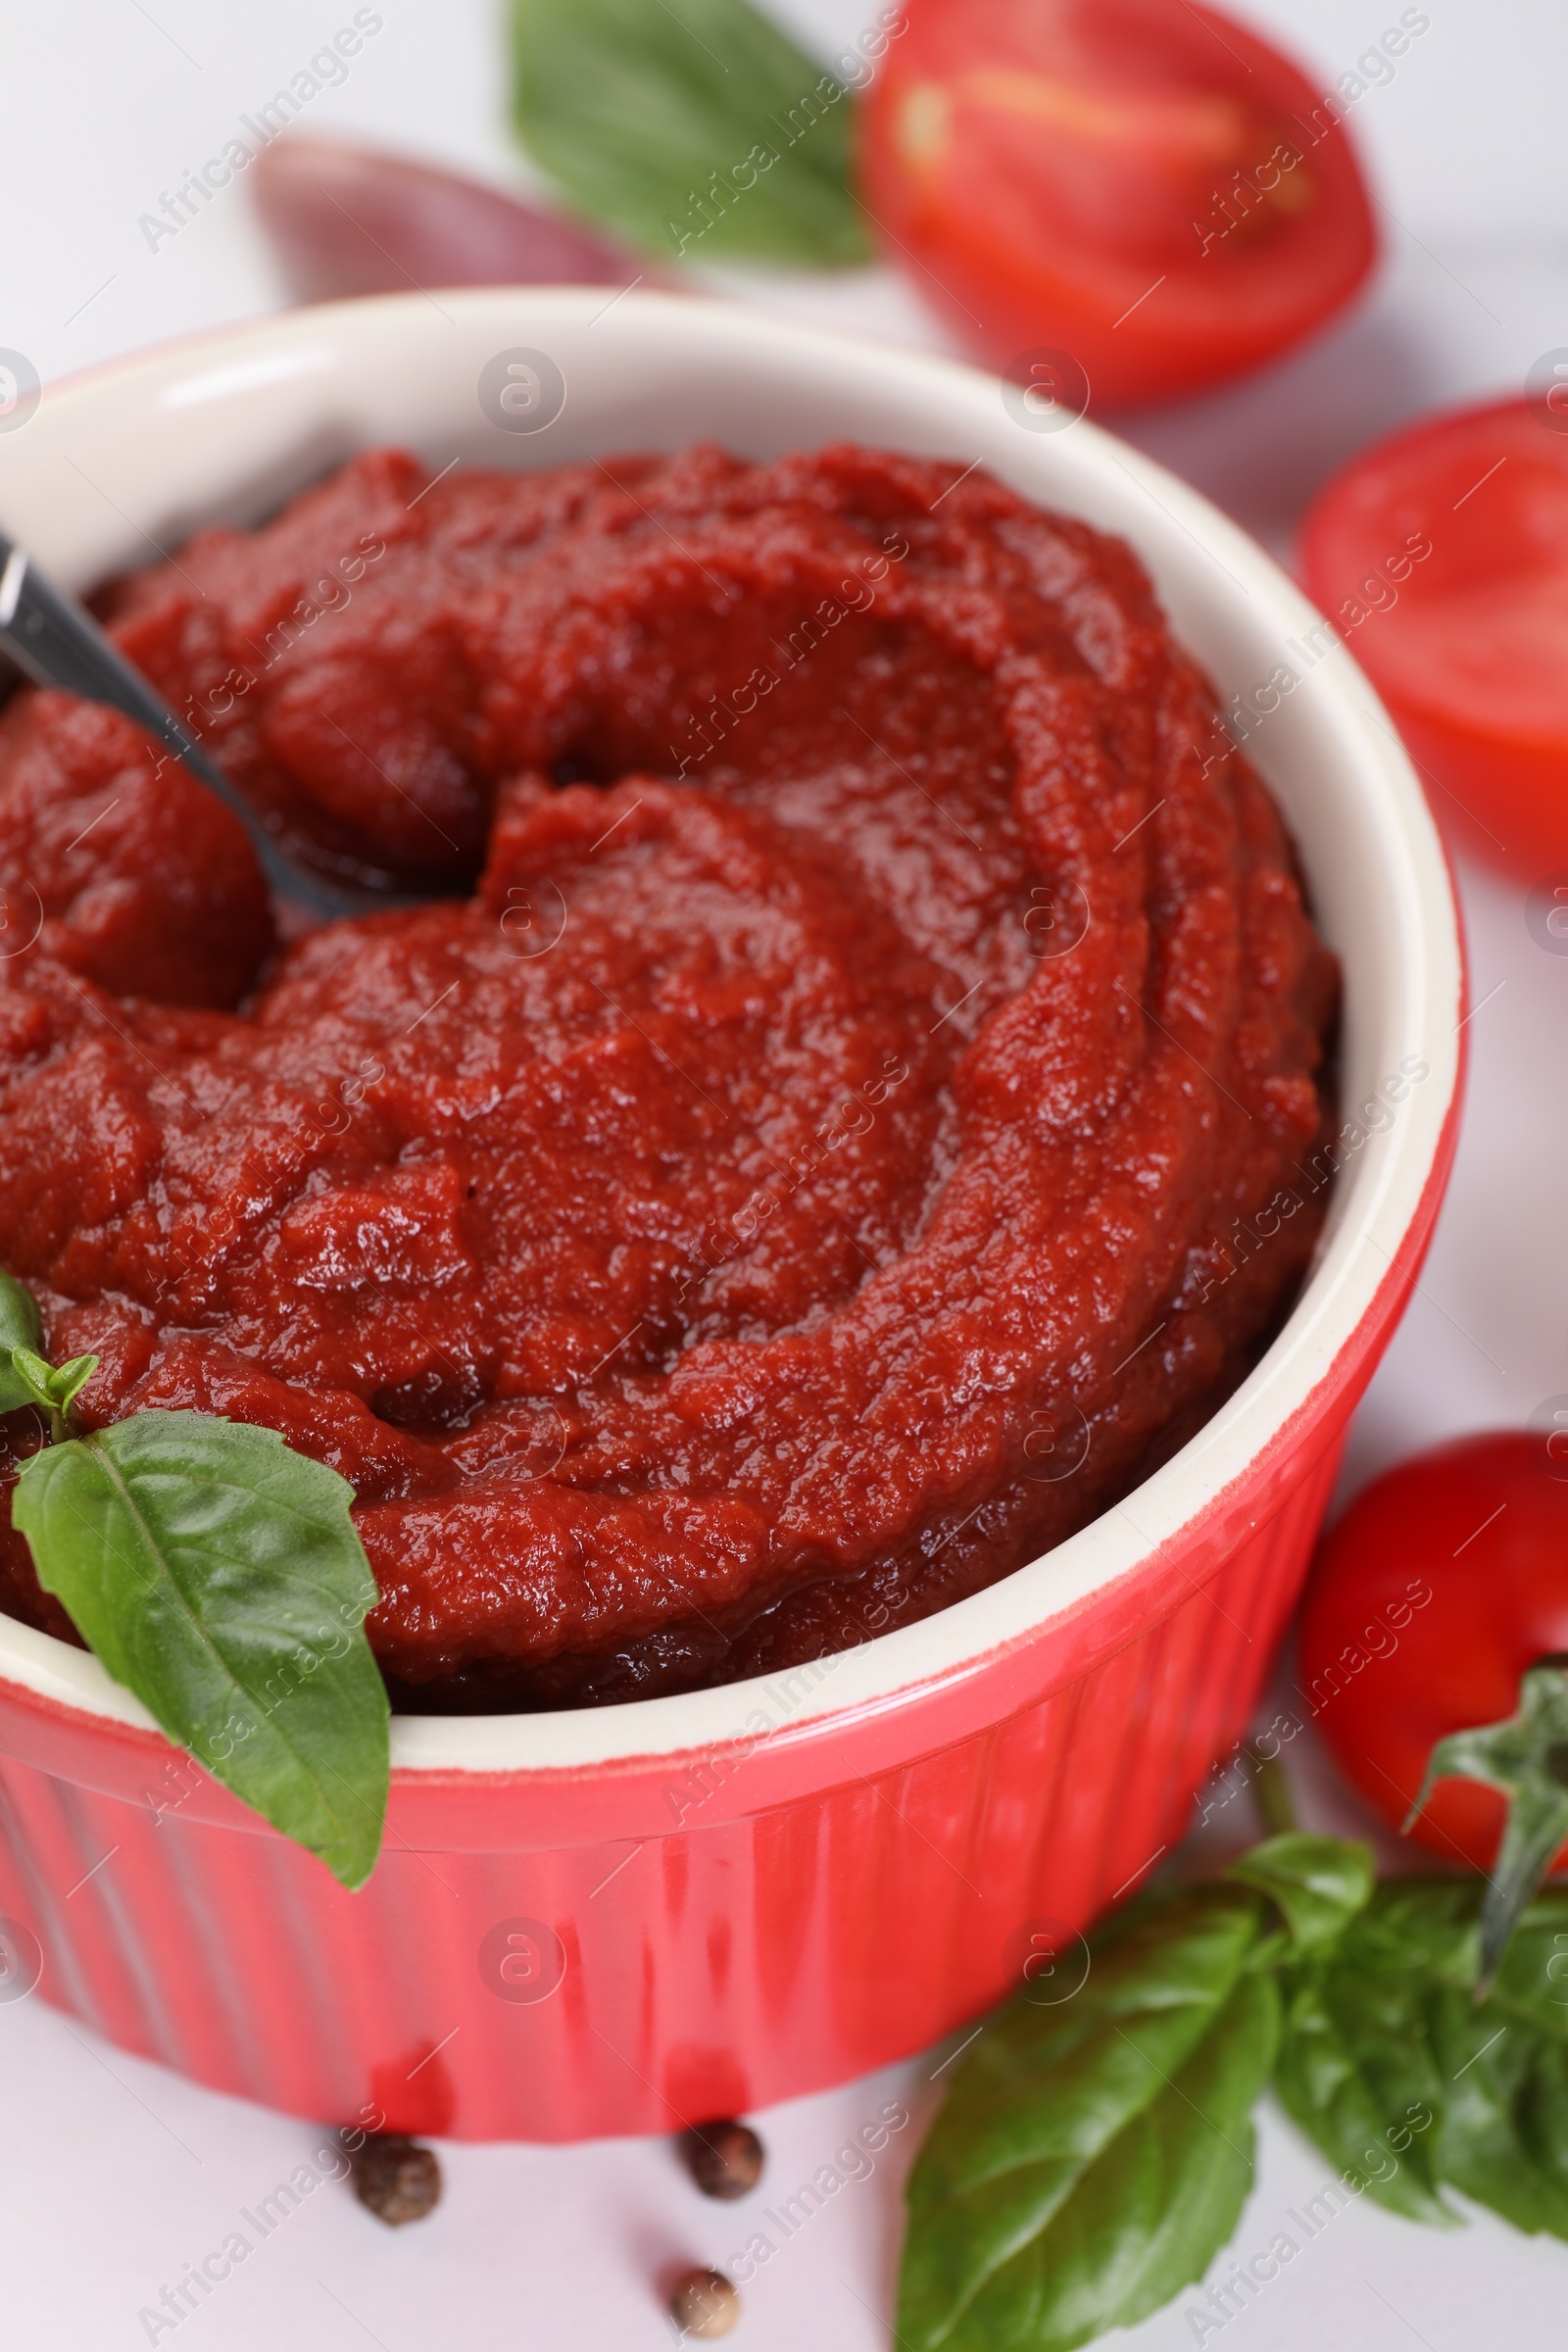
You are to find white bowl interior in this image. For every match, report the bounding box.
[0,293,1462,1771]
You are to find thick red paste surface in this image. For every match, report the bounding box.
[0,445,1337,1707]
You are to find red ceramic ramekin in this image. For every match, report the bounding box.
[0,294,1462,2140]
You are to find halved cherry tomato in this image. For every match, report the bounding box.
[1299,398,1568,878]
[858,0,1379,408]
[1298,1432,1568,1871]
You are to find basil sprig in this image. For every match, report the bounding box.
[901,1836,1568,2351]
[509,0,872,267]
[1274,1877,1568,2235]
[0,1274,388,1888]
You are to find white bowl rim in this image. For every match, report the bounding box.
[0,289,1463,1778]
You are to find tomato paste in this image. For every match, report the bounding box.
[0,444,1337,1706]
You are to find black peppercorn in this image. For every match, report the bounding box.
[352,2132,442,2226]
[681,2118,764,2200]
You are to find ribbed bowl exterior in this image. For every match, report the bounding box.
[0,1442,1343,2141]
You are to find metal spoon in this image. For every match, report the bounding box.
[0,533,412,918]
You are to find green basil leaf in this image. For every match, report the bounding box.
[0,1272,43,1410]
[43,1353,99,1411]
[1486,1890,1568,2043]
[1273,1959,1451,2224]
[1426,1982,1568,2238]
[1274,1880,1568,2232]
[509,0,873,267]
[899,1887,1278,2352]
[1335,1877,1482,1988]
[1228,1834,1376,1957]
[0,1279,46,1401]
[0,1342,98,1435]
[5,1346,60,1419]
[12,1409,387,1888]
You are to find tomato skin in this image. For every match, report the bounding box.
[1298,1433,1568,1870]
[858,0,1377,408]
[1299,399,1568,879]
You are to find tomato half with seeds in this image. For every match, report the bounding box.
[858,0,1379,408]
[1299,397,1568,878]
[1298,1432,1568,1871]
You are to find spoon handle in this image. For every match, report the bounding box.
[0,536,358,916]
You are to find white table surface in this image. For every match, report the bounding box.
[0,2,1563,2344]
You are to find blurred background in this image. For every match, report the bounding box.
[1,3,1565,2345]
[7,0,1566,560]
